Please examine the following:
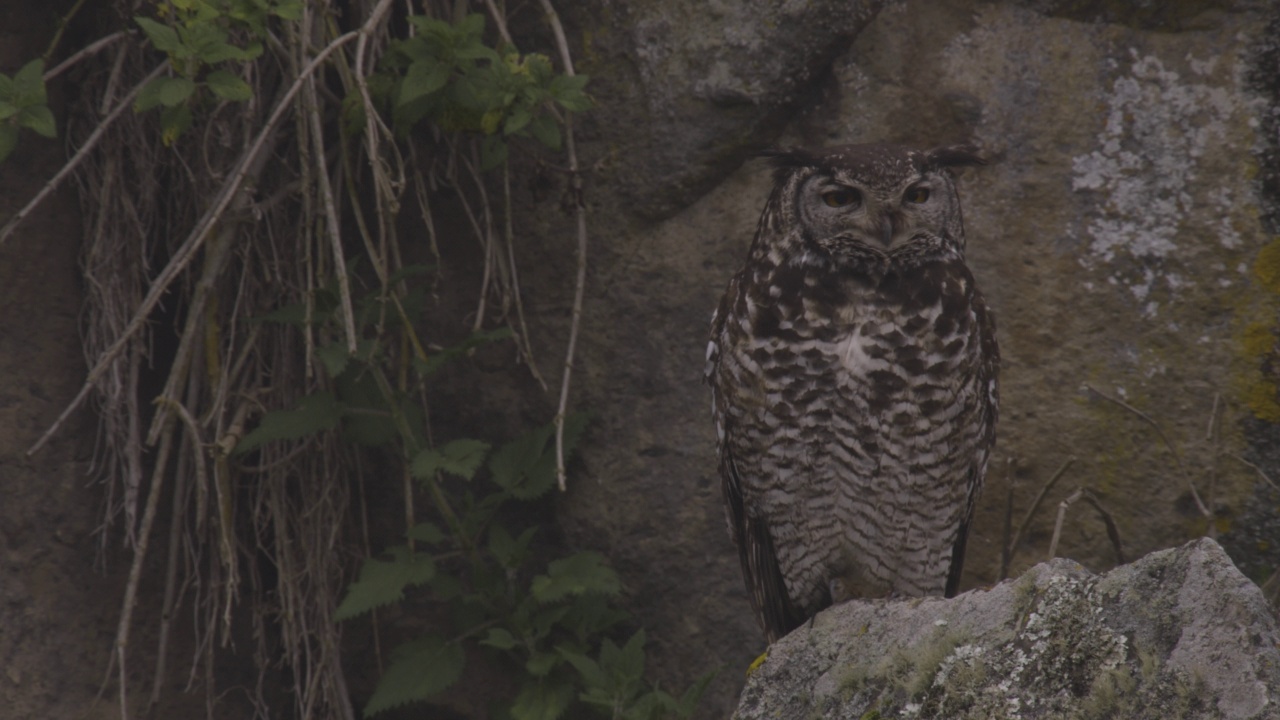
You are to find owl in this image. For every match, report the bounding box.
[705,143,998,643]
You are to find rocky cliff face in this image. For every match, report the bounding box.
[734,538,1280,720]
[548,0,1280,714]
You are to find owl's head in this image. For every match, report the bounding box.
[761,143,985,270]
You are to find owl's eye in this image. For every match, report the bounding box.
[821,188,860,207]
[904,186,931,204]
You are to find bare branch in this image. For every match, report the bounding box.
[27,31,361,457]
[1003,456,1075,579]
[538,0,588,492]
[0,62,166,246]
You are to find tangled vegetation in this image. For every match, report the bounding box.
[2,1,707,718]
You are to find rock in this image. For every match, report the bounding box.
[733,538,1280,720]
[572,0,884,218]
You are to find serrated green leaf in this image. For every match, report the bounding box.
[0,100,17,120]
[335,545,435,621]
[363,636,463,716]
[411,439,490,481]
[550,74,589,95]
[525,650,560,677]
[488,524,535,568]
[455,13,486,38]
[135,17,185,56]
[510,679,575,720]
[559,647,608,688]
[405,522,445,545]
[134,77,167,112]
[503,107,532,136]
[530,552,620,603]
[492,413,588,500]
[205,69,252,101]
[480,627,517,650]
[399,59,450,107]
[157,76,196,107]
[529,113,560,149]
[602,630,646,688]
[12,59,46,106]
[315,343,349,378]
[233,391,343,454]
[555,89,593,113]
[0,73,14,100]
[455,44,500,62]
[18,105,55,138]
[488,422,554,491]
[0,124,17,164]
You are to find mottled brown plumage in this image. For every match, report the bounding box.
[706,143,998,643]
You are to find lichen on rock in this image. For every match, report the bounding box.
[733,539,1279,719]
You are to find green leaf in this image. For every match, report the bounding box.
[0,124,18,164]
[503,107,532,136]
[559,647,608,689]
[411,439,491,481]
[530,552,620,603]
[489,414,588,500]
[0,100,16,121]
[135,17,185,56]
[480,135,508,170]
[334,545,435,620]
[363,636,464,716]
[157,76,196,107]
[525,650,560,677]
[233,391,343,454]
[480,627,517,650]
[12,59,46,106]
[602,630,646,690]
[510,680,575,720]
[529,113,560,149]
[314,343,350,378]
[205,69,253,101]
[489,524,536,568]
[555,89,593,113]
[18,105,56,138]
[399,59,450,107]
[405,522,445,545]
[134,77,167,112]
[181,21,246,64]
[161,102,193,145]
[272,0,303,20]
[550,73,589,96]
[0,73,14,101]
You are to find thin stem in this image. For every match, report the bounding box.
[27,31,361,457]
[0,62,166,247]
[538,0,587,492]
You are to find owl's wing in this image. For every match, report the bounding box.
[721,446,803,643]
[944,484,973,598]
[946,291,1000,598]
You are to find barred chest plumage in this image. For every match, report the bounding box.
[713,258,991,596]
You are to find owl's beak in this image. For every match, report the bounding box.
[879,221,893,248]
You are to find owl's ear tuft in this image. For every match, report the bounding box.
[758,147,823,184]
[926,144,986,170]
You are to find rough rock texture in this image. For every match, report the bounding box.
[575,0,883,218]
[734,538,1280,720]
[547,1,1280,715]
